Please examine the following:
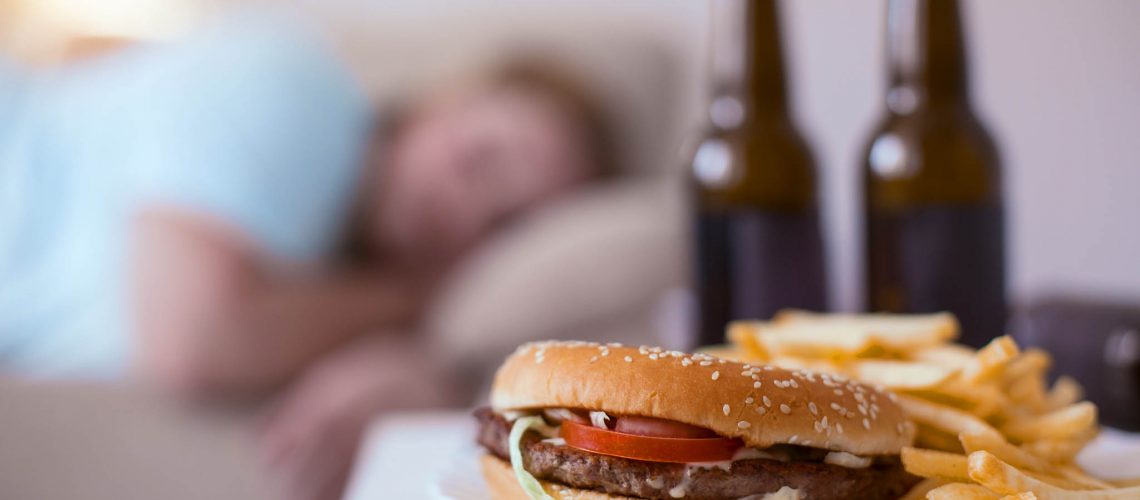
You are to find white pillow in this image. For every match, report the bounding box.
[426,178,686,374]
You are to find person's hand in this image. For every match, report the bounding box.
[256,334,457,500]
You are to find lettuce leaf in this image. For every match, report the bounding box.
[508,416,556,500]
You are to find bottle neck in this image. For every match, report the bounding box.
[709,0,790,127]
[885,0,970,111]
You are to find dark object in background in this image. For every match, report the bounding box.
[861,0,1005,348]
[1012,298,1140,431]
[689,0,826,348]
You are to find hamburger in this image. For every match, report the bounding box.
[475,341,921,499]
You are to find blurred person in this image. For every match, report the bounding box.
[0,11,612,500]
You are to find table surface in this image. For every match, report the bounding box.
[344,410,1140,500]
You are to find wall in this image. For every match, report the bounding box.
[783,0,1140,310]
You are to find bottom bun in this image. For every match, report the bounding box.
[480,454,634,500]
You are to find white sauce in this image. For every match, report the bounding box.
[541,437,566,446]
[737,486,802,500]
[668,467,692,498]
[823,451,872,469]
[681,446,791,485]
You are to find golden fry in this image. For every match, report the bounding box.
[925,482,1000,500]
[726,321,770,361]
[961,336,1020,384]
[1001,349,1052,387]
[909,344,977,370]
[901,478,947,500]
[1000,402,1097,443]
[969,451,1140,499]
[898,395,1002,439]
[902,447,972,482]
[849,360,955,390]
[1044,376,1083,411]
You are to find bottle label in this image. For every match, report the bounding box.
[868,204,1006,347]
[695,210,826,346]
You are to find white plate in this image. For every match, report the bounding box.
[433,428,1140,499]
[431,445,491,500]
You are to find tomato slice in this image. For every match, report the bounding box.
[560,420,742,463]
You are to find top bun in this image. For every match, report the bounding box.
[491,341,915,456]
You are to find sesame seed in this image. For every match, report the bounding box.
[649,353,658,360]
[863,418,871,430]
[624,356,633,363]
[737,421,752,429]
[753,381,762,389]
[700,361,713,367]
[821,416,828,428]
[834,389,843,396]
[602,351,610,356]
[762,396,772,407]
[830,403,842,411]
[780,404,791,414]
[723,404,731,416]
[741,371,751,377]
[755,407,767,416]
[789,435,798,444]
[836,423,844,434]
[808,402,818,415]
[711,371,720,380]
[590,356,598,363]
[743,364,751,369]
[789,379,799,388]
[745,397,754,405]
[681,358,692,366]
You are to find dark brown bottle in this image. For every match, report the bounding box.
[690,0,826,347]
[862,0,1005,347]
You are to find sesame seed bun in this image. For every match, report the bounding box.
[491,341,915,456]
[480,454,631,500]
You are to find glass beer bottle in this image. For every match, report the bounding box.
[862,0,1006,347]
[691,0,826,347]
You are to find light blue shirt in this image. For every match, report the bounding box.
[0,15,372,377]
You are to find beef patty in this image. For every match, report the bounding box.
[475,408,919,500]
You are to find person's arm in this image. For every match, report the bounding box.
[130,208,422,397]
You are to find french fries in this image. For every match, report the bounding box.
[1044,376,1083,411]
[729,310,957,358]
[897,395,1002,440]
[899,478,945,500]
[902,447,972,482]
[925,482,1001,499]
[720,311,1131,499]
[960,336,1020,384]
[999,402,1097,443]
[848,360,955,390]
[969,451,1140,499]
